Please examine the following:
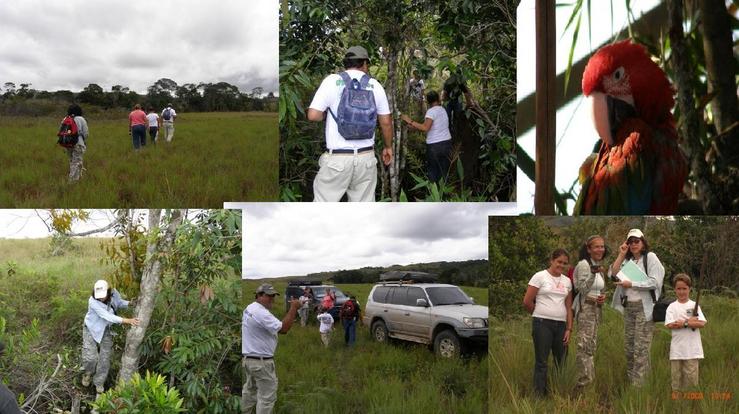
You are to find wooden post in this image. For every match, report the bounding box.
[535,0,556,214]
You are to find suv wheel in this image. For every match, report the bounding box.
[433,330,461,358]
[371,320,389,343]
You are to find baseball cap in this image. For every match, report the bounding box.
[345,46,369,60]
[626,229,644,239]
[94,280,109,299]
[256,283,279,296]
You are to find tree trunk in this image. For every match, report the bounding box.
[668,0,715,213]
[386,47,401,201]
[118,209,184,383]
[699,0,739,212]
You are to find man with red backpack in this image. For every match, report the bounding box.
[339,295,361,347]
[57,104,88,182]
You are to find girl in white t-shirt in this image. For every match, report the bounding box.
[400,90,453,183]
[664,273,706,391]
[522,248,573,397]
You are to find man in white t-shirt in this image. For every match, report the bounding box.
[307,45,394,202]
[161,104,177,142]
[242,284,300,414]
[664,274,706,391]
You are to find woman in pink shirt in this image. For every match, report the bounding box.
[128,104,148,149]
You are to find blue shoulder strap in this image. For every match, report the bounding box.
[359,74,371,89]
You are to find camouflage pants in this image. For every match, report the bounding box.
[242,357,278,414]
[66,140,86,182]
[82,325,113,388]
[575,300,601,387]
[298,308,308,327]
[624,301,654,386]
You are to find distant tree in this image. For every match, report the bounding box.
[147,78,179,110]
[78,83,105,106]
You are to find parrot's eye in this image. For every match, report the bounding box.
[613,67,625,81]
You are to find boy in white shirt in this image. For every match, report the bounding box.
[316,306,334,348]
[664,273,707,391]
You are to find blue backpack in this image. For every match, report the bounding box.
[328,72,377,140]
[163,108,172,120]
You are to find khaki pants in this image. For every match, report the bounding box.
[624,301,654,386]
[313,151,378,202]
[163,121,175,142]
[81,325,113,389]
[671,359,699,390]
[242,357,278,414]
[320,332,331,348]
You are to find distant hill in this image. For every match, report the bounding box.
[262,260,489,287]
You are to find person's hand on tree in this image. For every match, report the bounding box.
[400,114,412,124]
[382,147,393,166]
[125,318,141,326]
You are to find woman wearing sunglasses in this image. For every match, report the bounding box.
[610,228,665,386]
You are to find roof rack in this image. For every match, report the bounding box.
[379,271,438,283]
[287,280,323,286]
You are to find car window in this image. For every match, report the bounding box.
[425,287,474,306]
[372,286,390,303]
[389,287,408,306]
[406,287,427,306]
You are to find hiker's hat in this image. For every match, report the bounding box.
[256,283,279,296]
[626,229,644,240]
[94,280,109,299]
[345,46,369,61]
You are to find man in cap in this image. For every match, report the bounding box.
[307,45,394,201]
[242,283,300,414]
[161,103,177,142]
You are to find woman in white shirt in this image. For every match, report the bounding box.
[572,235,609,392]
[400,90,453,183]
[610,228,665,386]
[522,248,573,397]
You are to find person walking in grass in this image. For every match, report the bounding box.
[82,280,139,395]
[307,45,394,202]
[339,295,361,347]
[128,104,148,149]
[146,107,161,145]
[610,228,665,387]
[242,284,300,414]
[665,273,706,391]
[400,90,453,184]
[317,306,334,348]
[522,249,574,397]
[61,104,88,182]
[161,103,177,142]
[572,235,609,394]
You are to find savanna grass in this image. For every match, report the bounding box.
[242,279,488,413]
[489,295,739,413]
[0,112,278,207]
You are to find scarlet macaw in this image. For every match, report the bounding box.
[574,40,688,215]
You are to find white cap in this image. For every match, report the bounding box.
[627,229,644,239]
[94,280,109,299]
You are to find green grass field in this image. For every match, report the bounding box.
[0,112,278,207]
[489,295,739,413]
[242,279,489,414]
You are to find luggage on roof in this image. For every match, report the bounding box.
[379,271,438,283]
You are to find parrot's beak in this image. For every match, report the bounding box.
[589,92,636,147]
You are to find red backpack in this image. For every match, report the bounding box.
[340,299,357,320]
[57,116,79,148]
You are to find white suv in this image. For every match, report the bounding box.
[363,282,488,358]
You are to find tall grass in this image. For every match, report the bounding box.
[0,112,278,207]
[243,279,488,413]
[489,296,739,413]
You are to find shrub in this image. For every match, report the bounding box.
[92,371,185,414]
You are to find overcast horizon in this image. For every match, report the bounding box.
[227,202,515,279]
[0,0,278,95]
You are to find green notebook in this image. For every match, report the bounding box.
[616,260,649,283]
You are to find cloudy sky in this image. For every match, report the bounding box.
[226,203,517,279]
[0,0,278,95]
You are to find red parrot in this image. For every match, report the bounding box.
[574,40,688,215]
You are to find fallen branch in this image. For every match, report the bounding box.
[20,353,62,413]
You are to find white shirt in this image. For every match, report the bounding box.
[665,299,706,360]
[161,107,177,122]
[242,302,282,357]
[146,113,159,127]
[299,295,311,309]
[529,269,572,322]
[317,312,334,333]
[309,69,391,150]
[424,105,452,144]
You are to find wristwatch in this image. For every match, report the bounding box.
[683,321,689,329]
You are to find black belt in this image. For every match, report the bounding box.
[244,356,273,360]
[327,146,374,154]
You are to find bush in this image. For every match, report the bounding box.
[93,371,185,414]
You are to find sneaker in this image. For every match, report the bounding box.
[81,374,91,387]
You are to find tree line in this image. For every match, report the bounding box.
[0,78,277,116]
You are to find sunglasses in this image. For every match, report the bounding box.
[627,238,642,245]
